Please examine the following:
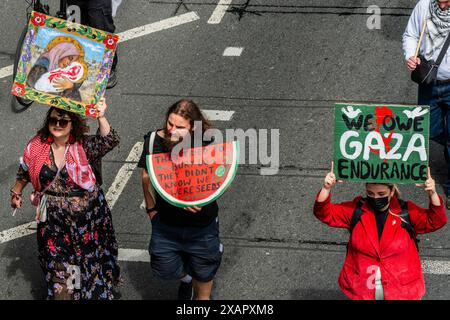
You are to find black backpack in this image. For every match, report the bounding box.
[349,198,419,250]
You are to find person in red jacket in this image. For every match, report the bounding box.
[314,164,447,300]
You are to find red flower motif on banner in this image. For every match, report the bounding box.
[31,12,46,27]
[12,82,25,96]
[94,231,99,242]
[103,34,119,50]
[84,104,97,118]
[83,233,91,243]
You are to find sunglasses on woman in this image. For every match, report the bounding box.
[48,117,71,128]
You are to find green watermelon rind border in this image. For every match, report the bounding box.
[146,141,240,208]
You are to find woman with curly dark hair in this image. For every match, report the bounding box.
[10,98,121,300]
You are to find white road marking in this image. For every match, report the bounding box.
[118,11,200,43]
[0,65,14,79]
[422,259,450,275]
[2,220,450,275]
[0,12,200,80]
[114,249,450,274]
[208,0,233,24]
[1,142,143,244]
[105,142,143,209]
[118,248,150,262]
[0,221,36,245]
[223,47,244,57]
[203,109,235,121]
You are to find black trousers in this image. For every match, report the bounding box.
[67,0,118,71]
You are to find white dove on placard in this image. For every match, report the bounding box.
[403,107,429,119]
[341,106,362,119]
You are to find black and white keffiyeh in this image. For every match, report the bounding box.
[426,0,450,59]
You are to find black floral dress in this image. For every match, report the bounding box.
[17,129,121,300]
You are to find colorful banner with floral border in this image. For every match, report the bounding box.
[11,11,119,118]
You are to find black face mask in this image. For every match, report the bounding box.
[367,196,390,212]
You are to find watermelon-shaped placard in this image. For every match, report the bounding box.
[146,140,239,208]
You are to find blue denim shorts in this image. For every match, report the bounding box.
[149,215,223,282]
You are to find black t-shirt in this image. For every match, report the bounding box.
[137,130,219,228]
[374,209,389,241]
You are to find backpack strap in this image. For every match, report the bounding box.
[435,30,450,67]
[397,199,417,240]
[349,197,366,233]
[145,131,157,204]
[349,198,419,251]
[397,199,420,251]
[148,131,156,156]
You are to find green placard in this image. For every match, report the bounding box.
[333,103,430,184]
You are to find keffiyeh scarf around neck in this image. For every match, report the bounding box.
[21,135,96,193]
[426,0,450,60]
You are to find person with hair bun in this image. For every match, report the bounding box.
[313,163,447,300]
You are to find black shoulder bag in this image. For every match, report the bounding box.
[411,31,450,86]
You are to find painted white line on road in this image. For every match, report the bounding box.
[2,220,450,274]
[0,12,200,80]
[113,250,450,274]
[118,11,200,42]
[0,221,36,245]
[203,109,235,121]
[0,65,14,79]
[422,259,450,275]
[208,0,233,24]
[118,248,150,262]
[105,142,143,209]
[223,47,244,57]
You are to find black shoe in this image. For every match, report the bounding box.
[178,281,193,300]
[106,69,118,89]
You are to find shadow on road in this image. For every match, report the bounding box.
[1,234,46,299]
[119,261,179,300]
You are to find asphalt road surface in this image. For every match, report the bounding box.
[0,0,449,300]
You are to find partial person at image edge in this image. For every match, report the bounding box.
[403,0,450,209]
